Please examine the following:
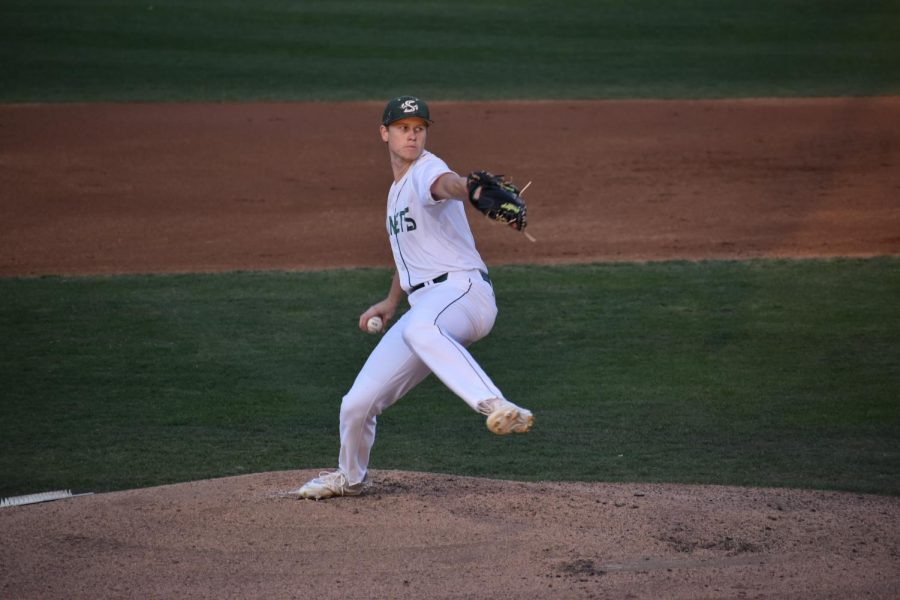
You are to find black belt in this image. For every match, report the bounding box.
[409,271,491,293]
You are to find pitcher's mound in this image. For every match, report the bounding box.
[1,470,897,599]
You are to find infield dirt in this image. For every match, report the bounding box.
[1,99,898,599]
[1,98,898,276]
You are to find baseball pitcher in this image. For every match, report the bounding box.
[291,96,533,499]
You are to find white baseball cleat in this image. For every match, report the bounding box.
[478,398,534,435]
[288,471,368,500]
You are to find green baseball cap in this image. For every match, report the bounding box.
[382,95,432,127]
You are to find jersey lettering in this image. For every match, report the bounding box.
[388,207,417,236]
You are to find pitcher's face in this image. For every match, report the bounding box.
[381,117,428,163]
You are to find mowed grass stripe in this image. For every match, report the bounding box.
[1,258,897,496]
[2,0,898,101]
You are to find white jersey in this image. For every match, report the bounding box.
[386,150,488,292]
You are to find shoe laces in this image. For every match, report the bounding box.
[317,470,371,493]
[477,398,504,415]
[317,470,350,489]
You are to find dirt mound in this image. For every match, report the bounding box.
[1,470,898,599]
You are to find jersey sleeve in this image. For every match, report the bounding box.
[414,153,456,205]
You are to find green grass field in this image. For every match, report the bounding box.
[2,260,898,497]
[2,0,899,101]
[1,1,898,498]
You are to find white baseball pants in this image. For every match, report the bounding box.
[338,270,503,485]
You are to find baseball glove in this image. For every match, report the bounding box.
[466,171,528,231]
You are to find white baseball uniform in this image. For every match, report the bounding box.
[338,150,506,485]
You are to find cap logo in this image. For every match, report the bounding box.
[400,99,419,113]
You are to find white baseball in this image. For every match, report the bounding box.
[366,316,383,334]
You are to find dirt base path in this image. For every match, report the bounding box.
[1,98,898,276]
[1,99,899,599]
